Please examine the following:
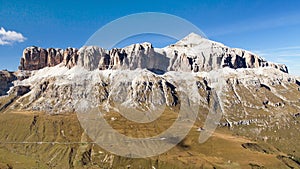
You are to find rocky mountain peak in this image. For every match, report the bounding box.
[18,33,288,74]
[175,32,206,44]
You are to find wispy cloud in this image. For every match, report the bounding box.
[252,45,300,57]
[0,27,26,45]
[252,46,300,76]
[251,50,268,57]
[209,13,300,37]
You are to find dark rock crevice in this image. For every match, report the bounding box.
[0,71,17,96]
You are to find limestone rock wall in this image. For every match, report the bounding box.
[18,35,288,73]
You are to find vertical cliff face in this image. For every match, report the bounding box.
[0,71,17,96]
[77,46,103,71]
[19,46,78,71]
[18,43,170,72]
[63,47,78,68]
[47,48,63,67]
[19,47,47,70]
[122,43,169,71]
[17,33,288,73]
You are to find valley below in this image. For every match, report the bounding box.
[0,108,299,169]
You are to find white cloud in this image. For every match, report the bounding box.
[251,46,300,76]
[0,27,26,45]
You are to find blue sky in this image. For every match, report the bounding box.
[1,0,300,75]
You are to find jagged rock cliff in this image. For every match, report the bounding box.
[11,32,296,115]
[19,46,78,70]
[0,70,17,96]
[18,33,288,73]
[11,66,300,116]
[165,33,288,72]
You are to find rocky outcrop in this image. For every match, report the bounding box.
[64,48,79,69]
[77,46,106,71]
[18,43,170,72]
[18,33,288,73]
[47,48,64,67]
[19,46,78,70]
[11,65,299,114]
[0,70,17,96]
[19,46,47,70]
[9,85,30,96]
[122,43,169,71]
[166,33,288,73]
[124,72,179,107]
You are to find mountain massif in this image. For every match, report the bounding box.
[19,33,287,73]
[0,33,299,168]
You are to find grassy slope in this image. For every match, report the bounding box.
[0,110,298,169]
